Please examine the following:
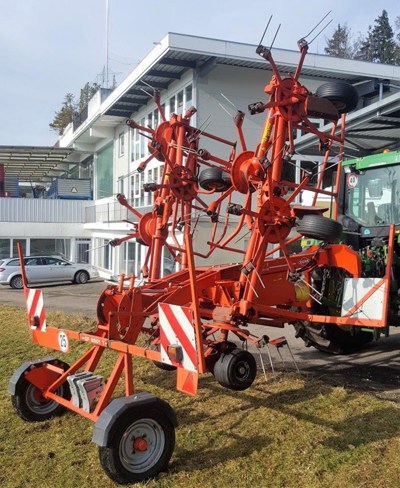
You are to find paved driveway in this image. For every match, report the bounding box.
[0,280,106,315]
[1,280,400,398]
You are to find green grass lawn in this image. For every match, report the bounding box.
[2,304,400,488]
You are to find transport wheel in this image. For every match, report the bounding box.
[10,275,23,289]
[213,348,257,391]
[99,407,175,484]
[151,344,176,371]
[294,322,373,355]
[297,214,342,241]
[11,361,70,422]
[315,81,359,114]
[199,168,231,192]
[74,270,89,284]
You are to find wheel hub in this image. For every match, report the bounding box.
[133,437,148,452]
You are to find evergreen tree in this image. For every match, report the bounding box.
[354,10,397,64]
[325,24,353,58]
[395,15,400,63]
[78,82,101,112]
[354,26,374,61]
[50,82,102,135]
[49,93,75,136]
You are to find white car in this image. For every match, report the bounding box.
[0,256,100,289]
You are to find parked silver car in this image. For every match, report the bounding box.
[0,256,100,289]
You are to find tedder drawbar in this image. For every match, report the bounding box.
[8,23,397,484]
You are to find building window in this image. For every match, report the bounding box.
[185,85,192,106]
[126,242,136,275]
[169,96,176,117]
[102,239,112,270]
[96,143,114,199]
[0,239,10,259]
[177,90,184,114]
[131,128,140,162]
[81,156,93,178]
[140,118,146,158]
[118,132,125,157]
[30,239,71,259]
[118,178,124,195]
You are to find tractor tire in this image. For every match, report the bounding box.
[294,322,373,355]
[315,81,359,114]
[199,168,231,192]
[297,214,342,241]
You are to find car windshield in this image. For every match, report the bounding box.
[344,165,400,226]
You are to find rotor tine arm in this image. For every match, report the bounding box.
[109,232,140,247]
[116,193,143,219]
[126,119,154,134]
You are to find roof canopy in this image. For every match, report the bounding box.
[0,146,78,182]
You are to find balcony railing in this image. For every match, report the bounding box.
[0,197,90,223]
[85,201,152,224]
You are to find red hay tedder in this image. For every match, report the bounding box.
[8,21,394,484]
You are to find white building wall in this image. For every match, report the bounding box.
[197,64,270,156]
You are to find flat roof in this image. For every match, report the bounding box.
[64,32,400,158]
[294,91,400,157]
[101,32,400,119]
[0,146,78,181]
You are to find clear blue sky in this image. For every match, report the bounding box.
[0,0,398,147]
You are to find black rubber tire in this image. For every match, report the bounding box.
[297,215,342,241]
[213,348,257,391]
[315,81,359,114]
[222,172,232,188]
[199,168,231,192]
[11,361,70,422]
[10,275,23,289]
[294,322,373,355]
[99,407,175,484]
[151,344,176,371]
[74,270,89,284]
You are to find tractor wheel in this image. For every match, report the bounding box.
[294,322,373,355]
[315,81,359,114]
[213,348,257,391]
[297,214,342,241]
[199,168,231,192]
[10,275,23,289]
[99,407,175,484]
[11,361,71,422]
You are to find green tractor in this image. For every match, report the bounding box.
[296,150,400,354]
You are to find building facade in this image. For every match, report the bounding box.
[2,33,400,280]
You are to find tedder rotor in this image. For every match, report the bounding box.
[8,26,395,485]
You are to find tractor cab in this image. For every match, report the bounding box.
[341,151,400,248]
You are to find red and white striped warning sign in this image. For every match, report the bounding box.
[158,303,198,372]
[25,289,47,331]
